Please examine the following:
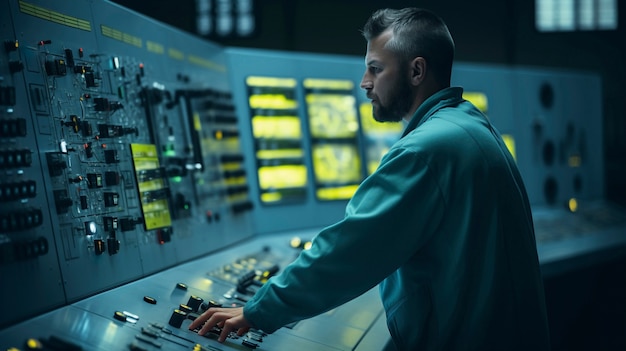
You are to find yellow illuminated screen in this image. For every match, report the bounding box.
[304,78,362,201]
[251,116,301,139]
[502,134,517,161]
[359,102,403,174]
[306,94,359,139]
[131,143,172,230]
[463,91,517,160]
[312,144,362,183]
[246,76,307,204]
[463,92,488,114]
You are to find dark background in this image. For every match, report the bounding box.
[112,1,626,350]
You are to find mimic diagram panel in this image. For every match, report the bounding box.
[0,0,254,328]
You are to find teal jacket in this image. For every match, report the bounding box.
[244,87,551,350]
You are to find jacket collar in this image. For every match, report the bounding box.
[401,87,464,138]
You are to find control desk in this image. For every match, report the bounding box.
[1,231,389,350]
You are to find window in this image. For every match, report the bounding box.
[536,0,618,32]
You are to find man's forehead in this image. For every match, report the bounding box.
[370,29,394,49]
[365,30,394,64]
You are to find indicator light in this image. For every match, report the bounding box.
[85,221,97,235]
[568,198,578,213]
[290,237,302,248]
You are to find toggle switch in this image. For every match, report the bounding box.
[94,239,105,255]
[242,339,259,349]
[143,296,157,304]
[114,311,127,322]
[107,238,120,255]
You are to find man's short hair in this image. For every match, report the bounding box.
[362,8,455,85]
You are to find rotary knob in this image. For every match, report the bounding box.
[187,295,203,312]
[200,300,222,311]
[179,304,193,313]
[168,309,187,328]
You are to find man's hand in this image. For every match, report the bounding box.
[188,307,251,342]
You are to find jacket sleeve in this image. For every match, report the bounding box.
[243,146,446,333]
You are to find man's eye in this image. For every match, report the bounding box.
[369,66,382,74]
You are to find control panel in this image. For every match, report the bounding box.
[0,0,254,329]
[0,232,388,351]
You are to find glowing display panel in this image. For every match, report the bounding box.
[359,102,404,175]
[131,144,172,230]
[463,91,517,161]
[304,78,362,201]
[246,76,307,204]
[463,91,489,114]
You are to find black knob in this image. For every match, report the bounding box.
[200,300,222,311]
[179,304,193,313]
[187,295,203,312]
[168,309,187,328]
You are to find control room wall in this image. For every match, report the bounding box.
[114,0,626,208]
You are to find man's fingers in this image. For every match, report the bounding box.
[218,319,232,342]
[187,306,249,343]
[188,308,215,331]
[199,311,224,335]
[189,307,225,335]
[236,327,249,337]
[218,317,248,342]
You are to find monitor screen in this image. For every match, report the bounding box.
[246,76,307,204]
[358,102,403,175]
[303,78,362,201]
[130,143,172,230]
[463,91,516,160]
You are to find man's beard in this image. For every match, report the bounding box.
[372,77,413,123]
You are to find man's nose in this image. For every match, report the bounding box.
[360,74,372,90]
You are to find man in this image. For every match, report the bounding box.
[190,8,551,350]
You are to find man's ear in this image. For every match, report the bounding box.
[411,57,426,86]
